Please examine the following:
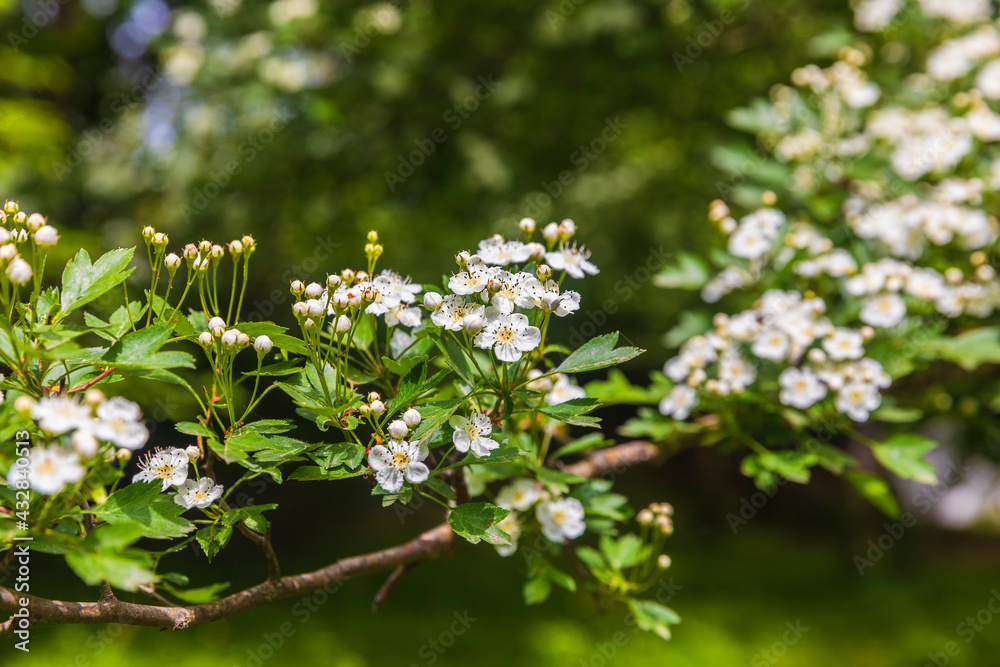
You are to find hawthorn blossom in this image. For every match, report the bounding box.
[431,295,484,331]
[473,310,541,362]
[521,278,581,316]
[659,386,697,420]
[32,396,92,434]
[494,511,521,557]
[450,412,500,457]
[368,439,429,492]
[546,375,586,405]
[537,498,587,542]
[545,245,599,279]
[6,446,85,495]
[133,448,190,491]
[93,397,149,450]
[778,367,827,409]
[860,293,906,328]
[174,477,225,509]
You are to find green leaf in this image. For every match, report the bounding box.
[422,475,457,501]
[222,504,278,534]
[176,421,215,438]
[550,433,611,461]
[411,399,463,442]
[288,465,366,481]
[538,398,601,427]
[388,360,428,416]
[844,471,901,518]
[554,333,644,375]
[918,327,1000,371]
[161,581,231,604]
[92,482,195,539]
[448,502,511,545]
[872,434,938,485]
[102,323,195,370]
[65,531,157,593]
[60,247,135,315]
[652,252,709,290]
[627,599,681,640]
[196,524,233,561]
[434,337,475,385]
[309,442,365,469]
[599,533,644,569]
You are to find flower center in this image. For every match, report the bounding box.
[156,465,174,478]
[496,327,516,344]
[551,510,567,525]
[391,451,409,470]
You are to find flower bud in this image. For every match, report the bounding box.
[237,333,250,347]
[326,274,341,288]
[15,229,27,244]
[859,326,874,341]
[387,420,408,438]
[304,318,317,329]
[254,335,273,354]
[221,329,239,347]
[307,299,325,317]
[116,448,132,462]
[402,408,421,427]
[241,235,256,253]
[26,213,45,231]
[369,400,385,415]
[0,229,9,244]
[367,391,381,402]
[536,264,552,281]
[637,509,654,525]
[558,218,576,239]
[12,212,26,227]
[335,314,351,333]
[72,430,99,458]
[198,331,213,347]
[6,257,32,285]
[518,217,536,235]
[355,270,369,283]
[184,243,199,261]
[198,240,212,253]
[341,268,355,284]
[229,240,243,257]
[84,388,105,408]
[542,222,559,243]
[423,291,443,309]
[211,244,225,260]
[3,200,18,216]
[14,396,35,418]
[359,404,371,415]
[304,282,323,299]
[208,316,226,332]
[185,445,201,461]
[657,554,672,569]
[33,225,58,247]
[367,230,379,243]
[462,313,484,335]
[290,280,305,297]
[142,226,155,241]
[0,244,16,261]
[292,301,309,318]
[152,232,169,247]
[164,253,182,275]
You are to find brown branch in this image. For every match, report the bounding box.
[0,441,662,632]
[0,522,453,631]
[221,500,281,580]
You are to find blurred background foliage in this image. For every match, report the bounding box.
[3,0,999,664]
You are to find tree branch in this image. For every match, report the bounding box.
[0,440,662,632]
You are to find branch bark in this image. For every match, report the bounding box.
[0,440,661,632]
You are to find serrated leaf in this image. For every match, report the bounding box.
[101,323,195,370]
[91,482,195,539]
[554,333,643,375]
[60,247,135,314]
[872,434,937,485]
[448,502,510,545]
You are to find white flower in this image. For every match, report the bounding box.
[33,225,59,247]
[385,304,422,328]
[778,367,828,409]
[449,413,500,457]
[473,310,541,362]
[449,257,491,294]
[522,278,581,316]
[477,236,533,266]
[93,397,149,450]
[71,429,100,458]
[5,257,32,285]
[495,478,541,511]
[6,445,85,495]
[174,477,224,509]
[545,244,599,279]
[751,329,790,361]
[368,439,429,492]
[423,291,443,309]
[729,227,771,259]
[208,316,226,331]
[718,351,756,388]
[823,328,864,361]
[659,385,697,420]
[486,270,532,315]
[32,396,91,434]
[431,295,484,332]
[537,497,586,542]
[495,512,521,557]
[835,382,881,422]
[860,293,906,328]
[546,375,586,405]
[133,448,190,491]
[387,420,409,439]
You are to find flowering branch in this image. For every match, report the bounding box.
[0,441,659,632]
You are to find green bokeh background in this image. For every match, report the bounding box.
[2,0,998,664]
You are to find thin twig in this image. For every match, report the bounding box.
[371,562,418,613]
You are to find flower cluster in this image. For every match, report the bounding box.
[0,200,59,288]
[133,446,224,509]
[493,478,586,556]
[6,391,150,495]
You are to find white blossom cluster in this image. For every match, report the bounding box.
[492,478,586,556]
[7,392,148,495]
[667,3,1000,428]
[133,446,224,509]
[661,289,890,422]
